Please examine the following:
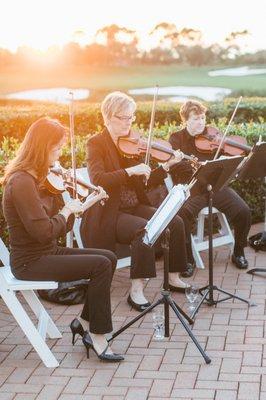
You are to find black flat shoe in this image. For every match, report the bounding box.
[231,254,248,269]
[82,332,124,362]
[180,262,196,278]
[168,284,191,293]
[127,295,151,312]
[70,318,85,345]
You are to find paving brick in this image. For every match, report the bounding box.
[220,358,242,373]
[14,395,36,400]
[196,380,238,390]
[197,364,219,380]
[162,349,185,363]
[109,378,152,388]
[0,395,15,400]
[138,355,162,371]
[149,379,173,397]
[125,387,150,399]
[130,335,150,348]
[0,384,43,394]
[206,336,225,350]
[174,372,197,388]
[88,370,115,387]
[114,362,139,378]
[63,377,89,394]
[215,390,237,400]
[84,386,127,396]
[171,388,215,398]
[245,325,263,338]
[238,382,260,400]
[36,385,65,400]
[219,373,260,382]
[135,370,175,380]
[59,396,101,400]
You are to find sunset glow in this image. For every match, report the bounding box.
[0,0,265,53]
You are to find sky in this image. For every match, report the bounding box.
[0,0,265,53]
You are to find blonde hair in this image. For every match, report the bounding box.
[179,100,207,122]
[101,91,136,123]
[2,117,68,185]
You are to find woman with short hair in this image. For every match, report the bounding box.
[81,91,190,312]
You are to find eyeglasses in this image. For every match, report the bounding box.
[114,114,136,122]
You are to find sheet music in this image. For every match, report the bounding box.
[143,184,189,246]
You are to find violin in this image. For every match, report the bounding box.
[195,126,252,156]
[45,164,106,201]
[117,130,200,168]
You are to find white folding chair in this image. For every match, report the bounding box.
[0,238,62,367]
[164,174,235,269]
[65,167,131,270]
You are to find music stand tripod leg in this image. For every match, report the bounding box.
[109,229,211,364]
[191,186,256,320]
[161,229,210,363]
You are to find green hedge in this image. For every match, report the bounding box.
[0,97,266,141]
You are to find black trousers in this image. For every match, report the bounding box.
[178,187,251,261]
[116,204,187,279]
[13,247,117,334]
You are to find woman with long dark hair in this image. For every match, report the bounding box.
[2,117,123,362]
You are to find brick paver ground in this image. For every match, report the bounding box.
[0,222,265,400]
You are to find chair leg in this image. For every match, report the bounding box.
[217,213,235,246]
[0,289,59,367]
[21,290,62,339]
[191,234,205,269]
[196,214,205,242]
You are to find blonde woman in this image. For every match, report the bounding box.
[81,91,190,312]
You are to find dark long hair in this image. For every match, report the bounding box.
[2,117,68,185]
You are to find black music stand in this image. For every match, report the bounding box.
[237,142,266,275]
[109,184,211,364]
[189,156,256,320]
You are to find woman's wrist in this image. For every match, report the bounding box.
[125,167,133,176]
[59,206,72,220]
[162,162,170,172]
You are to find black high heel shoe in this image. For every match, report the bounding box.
[82,332,124,362]
[127,295,151,312]
[70,318,84,345]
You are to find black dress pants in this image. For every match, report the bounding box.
[178,187,251,261]
[116,204,187,279]
[13,247,117,334]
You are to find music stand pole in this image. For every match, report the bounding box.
[190,182,256,320]
[109,227,211,364]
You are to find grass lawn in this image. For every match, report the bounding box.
[1,64,266,95]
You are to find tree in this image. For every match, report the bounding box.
[223,30,250,59]
[94,24,139,65]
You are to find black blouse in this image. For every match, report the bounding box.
[2,170,73,270]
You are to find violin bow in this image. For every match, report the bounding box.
[144,85,159,167]
[213,96,242,160]
[69,91,78,199]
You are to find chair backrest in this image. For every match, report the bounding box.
[0,238,10,266]
[77,167,90,184]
